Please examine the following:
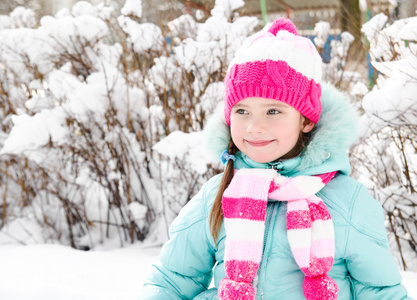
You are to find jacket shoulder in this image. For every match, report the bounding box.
[320,174,362,216]
[169,173,223,234]
[320,174,388,242]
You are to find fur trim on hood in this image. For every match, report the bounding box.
[203,83,360,171]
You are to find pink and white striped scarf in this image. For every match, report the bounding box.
[218,168,339,300]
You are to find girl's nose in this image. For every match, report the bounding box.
[247,116,266,133]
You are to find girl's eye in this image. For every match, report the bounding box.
[236,109,247,114]
[268,109,280,115]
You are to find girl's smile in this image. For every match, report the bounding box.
[245,139,275,147]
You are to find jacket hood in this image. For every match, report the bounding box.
[203,83,360,175]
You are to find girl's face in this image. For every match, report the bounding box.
[230,97,314,164]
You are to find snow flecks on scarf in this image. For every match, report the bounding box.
[218,168,339,300]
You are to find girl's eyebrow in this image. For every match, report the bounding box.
[233,101,288,109]
[261,101,287,108]
[233,103,246,108]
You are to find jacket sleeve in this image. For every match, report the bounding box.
[344,183,412,299]
[140,175,221,299]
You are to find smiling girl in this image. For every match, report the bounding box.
[140,19,411,300]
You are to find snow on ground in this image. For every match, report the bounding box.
[0,243,159,300]
[0,244,416,299]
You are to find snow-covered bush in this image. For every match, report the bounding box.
[350,14,417,271]
[0,1,258,249]
[311,16,417,271]
[314,21,364,92]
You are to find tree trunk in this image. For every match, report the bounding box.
[339,0,361,41]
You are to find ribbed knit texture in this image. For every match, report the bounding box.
[223,18,323,126]
[224,60,322,125]
[219,168,339,300]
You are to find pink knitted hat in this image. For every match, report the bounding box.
[223,18,323,125]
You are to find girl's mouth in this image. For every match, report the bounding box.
[245,140,274,147]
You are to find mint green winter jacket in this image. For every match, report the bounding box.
[140,84,411,299]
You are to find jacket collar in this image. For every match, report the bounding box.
[203,83,360,176]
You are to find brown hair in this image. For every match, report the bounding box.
[209,124,314,244]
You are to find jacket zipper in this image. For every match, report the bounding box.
[268,160,283,171]
[256,201,277,299]
[262,203,274,252]
[256,165,280,299]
